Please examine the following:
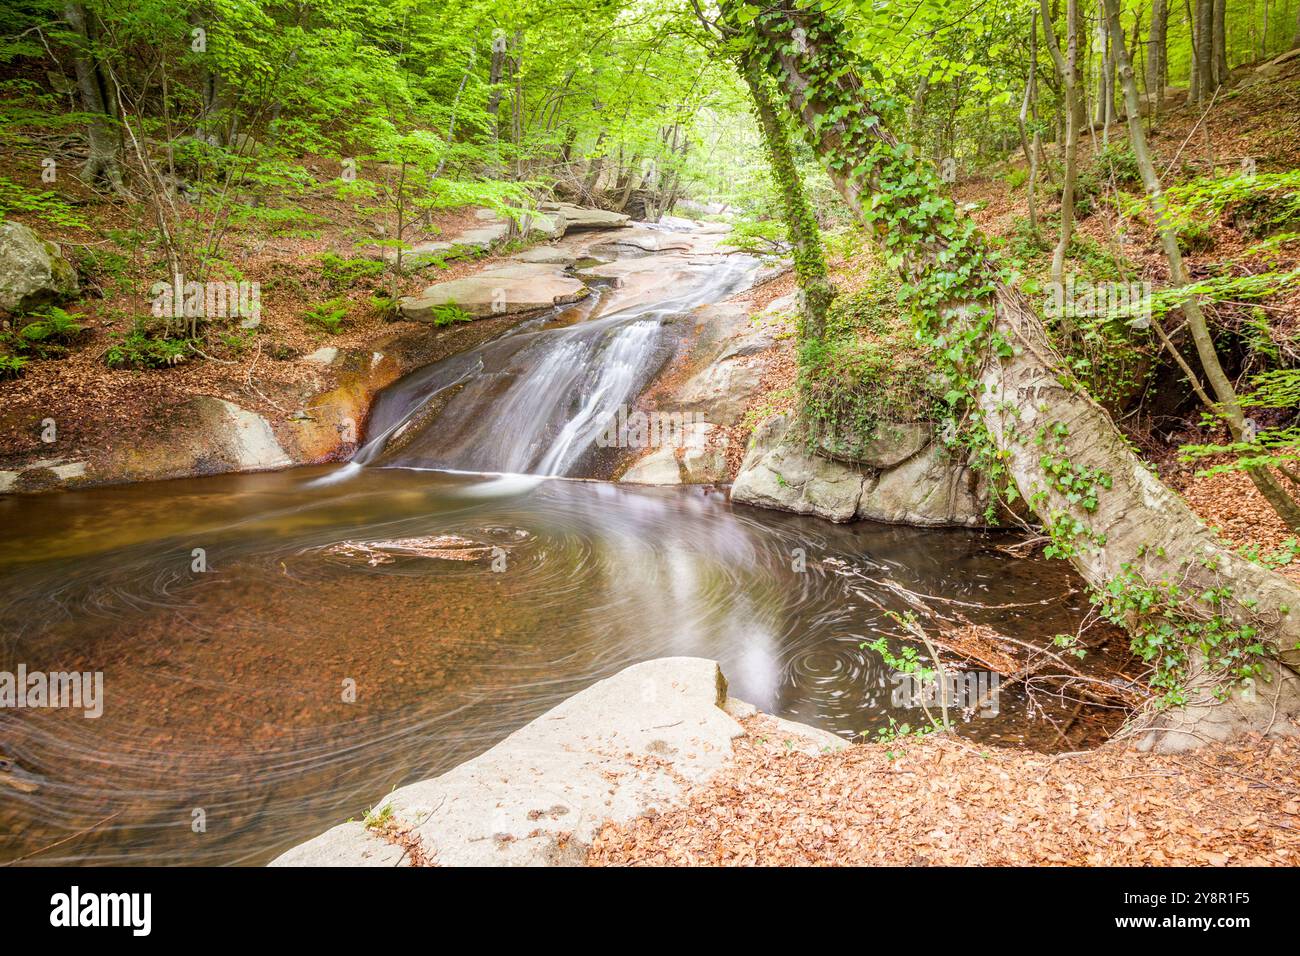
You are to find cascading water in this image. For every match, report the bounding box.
[354,248,760,477]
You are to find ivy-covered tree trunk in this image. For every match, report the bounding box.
[742,68,834,343]
[731,0,1300,751]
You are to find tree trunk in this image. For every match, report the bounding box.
[1147,0,1168,103]
[1212,0,1228,86]
[1017,13,1043,236]
[1194,0,1215,103]
[742,69,834,343]
[62,2,125,192]
[733,0,1300,751]
[1041,0,1083,290]
[1102,0,1300,534]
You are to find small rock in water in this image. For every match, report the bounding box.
[0,756,43,794]
[323,534,496,566]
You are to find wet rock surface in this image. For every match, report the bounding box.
[399,261,590,321]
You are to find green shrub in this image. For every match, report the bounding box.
[104,324,192,369]
[0,353,28,378]
[320,252,384,290]
[304,296,350,333]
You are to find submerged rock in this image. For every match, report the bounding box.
[0,221,79,314]
[322,534,495,566]
[0,755,43,794]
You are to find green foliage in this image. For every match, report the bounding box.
[304,297,351,334]
[1099,564,1269,707]
[720,216,787,255]
[426,304,474,327]
[9,306,86,358]
[797,265,941,457]
[1162,170,1300,238]
[1179,368,1300,478]
[0,177,88,230]
[0,352,28,378]
[77,247,134,298]
[1176,219,1215,254]
[104,325,193,369]
[319,252,384,291]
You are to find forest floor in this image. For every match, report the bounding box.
[588,713,1300,866]
[0,154,520,466]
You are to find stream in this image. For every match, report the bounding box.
[0,233,1109,865]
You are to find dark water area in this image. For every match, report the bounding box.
[0,466,1107,865]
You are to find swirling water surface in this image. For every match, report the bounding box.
[0,467,1100,864]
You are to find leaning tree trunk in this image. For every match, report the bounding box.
[730,0,1300,751]
[62,2,125,192]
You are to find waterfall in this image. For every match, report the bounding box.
[353,247,759,478]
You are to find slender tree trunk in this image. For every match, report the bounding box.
[1147,0,1168,103]
[731,0,1300,750]
[62,2,125,192]
[1018,13,1043,236]
[910,73,930,141]
[1212,0,1228,85]
[1194,0,1215,102]
[1041,0,1083,295]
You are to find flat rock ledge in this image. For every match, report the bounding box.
[269,657,844,867]
[399,262,589,321]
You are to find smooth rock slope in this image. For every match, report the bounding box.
[270,657,843,867]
